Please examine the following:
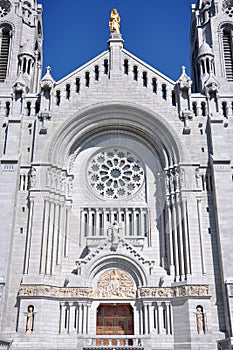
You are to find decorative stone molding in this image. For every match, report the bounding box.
[18,284,210,300]
[138,285,209,298]
[86,147,145,200]
[46,166,73,196]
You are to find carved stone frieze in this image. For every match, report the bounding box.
[18,284,210,300]
[138,285,209,298]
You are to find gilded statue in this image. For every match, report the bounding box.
[109,8,120,34]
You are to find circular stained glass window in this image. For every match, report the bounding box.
[223,0,233,16]
[0,0,11,18]
[87,148,144,199]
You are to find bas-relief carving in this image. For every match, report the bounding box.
[19,284,209,300]
[96,269,135,298]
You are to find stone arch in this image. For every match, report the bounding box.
[46,102,185,171]
[83,253,148,288]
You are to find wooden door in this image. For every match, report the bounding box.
[96,304,134,345]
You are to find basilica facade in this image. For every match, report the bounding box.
[0,1,233,349]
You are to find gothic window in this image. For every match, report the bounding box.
[56,90,61,106]
[104,60,108,75]
[0,0,11,18]
[26,102,31,116]
[85,72,90,87]
[171,90,176,106]
[87,147,144,199]
[201,102,206,116]
[222,101,227,117]
[223,0,233,17]
[76,78,80,93]
[152,78,157,93]
[0,24,12,82]
[66,84,70,99]
[162,84,167,100]
[192,102,197,116]
[124,59,128,75]
[5,101,10,117]
[133,66,138,81]
[142,72,147,87]
[222,27,233,81]
[94,65,99,81]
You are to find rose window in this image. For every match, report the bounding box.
[87,148,144,199]
[0,0,11,17]
[223,0,233,16]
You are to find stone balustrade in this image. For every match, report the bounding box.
[85,335,143,348]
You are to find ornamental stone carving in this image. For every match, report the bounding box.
[96,269,136,298]
[18,284,209,300]
[87,147,144,200]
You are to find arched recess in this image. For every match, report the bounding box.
[40,103,191,282]
[83,254,148,288]
[47,102,185,169]
[219,22,233,81]
[0,23,13,82]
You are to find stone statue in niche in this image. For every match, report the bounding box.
[26,305,34,333]
[196,305,205,334]
[109,8,121,33]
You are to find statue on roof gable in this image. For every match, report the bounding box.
[109,8,121,34]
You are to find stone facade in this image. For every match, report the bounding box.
[0,0,233,349]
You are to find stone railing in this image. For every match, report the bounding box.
[217,338,233,350]
[84,336,143,348]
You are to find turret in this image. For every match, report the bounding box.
[190,0,233,93]
[0,0,43,93]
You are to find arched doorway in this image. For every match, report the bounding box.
[96,304,134,345]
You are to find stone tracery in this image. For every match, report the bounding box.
[87,147,144,199]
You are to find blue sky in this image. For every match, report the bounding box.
[39,0,195,82]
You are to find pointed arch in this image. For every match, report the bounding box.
[0,23,12,82]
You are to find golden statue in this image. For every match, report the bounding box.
[109,8,120,34]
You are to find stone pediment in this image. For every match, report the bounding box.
[76,234,155,273]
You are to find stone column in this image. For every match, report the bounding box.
[176,198,185,280]
[165,302,171,335]
[69,303,77,333]
[39,198,49,274]
[24,197,34,274]
[157,302,165,335]
[149,303,155,334]
[182,199,191,276]
[143,303,149,334]
[45,200,55,275]
[96,209,100,237]
[78,303,83,334]
[125,208,129,236]
[197,197,206,275]
[60,303,66,333]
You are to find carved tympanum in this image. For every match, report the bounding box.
[96,269,136,298]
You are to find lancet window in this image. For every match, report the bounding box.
[0,24,12,82]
